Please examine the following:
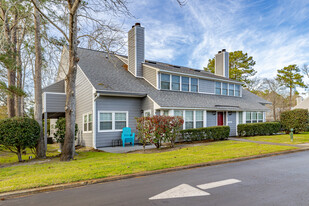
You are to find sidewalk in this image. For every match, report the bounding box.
[229,137,309,148]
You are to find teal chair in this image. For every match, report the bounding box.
[121,127,135,147]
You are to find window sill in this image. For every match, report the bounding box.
[98,129,123,133]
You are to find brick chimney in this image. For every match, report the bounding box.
[215,49,229,78]
[128,23,145,77]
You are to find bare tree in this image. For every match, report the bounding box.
[33,0,46,158]
[31,0,130,161]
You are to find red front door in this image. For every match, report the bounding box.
[217,112,224,126]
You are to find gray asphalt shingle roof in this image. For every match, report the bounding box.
[77,48,269,111]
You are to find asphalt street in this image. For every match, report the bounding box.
[2,150,309,206]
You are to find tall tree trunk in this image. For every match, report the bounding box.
[289,86,292,109]
[60,2,79,161]
[34,1,46,158]
[7,70,15,118]
[15,52,22,117]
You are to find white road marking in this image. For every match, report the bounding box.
[197,179,241,190]
[149,184,210,200]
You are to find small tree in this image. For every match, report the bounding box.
[135,116,153,150]
[280,109,308,133]
[168,116,184,148]
[276,65,306,109]
[54,118,78,152]
[0,117,40,162]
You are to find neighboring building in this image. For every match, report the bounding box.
[42,23,270,148]
[293,96,309,110]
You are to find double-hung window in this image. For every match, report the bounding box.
[185,111,194,129]
[161,74,170,90]
[182,77,189,92]
[246,112,251,123]
[99,111,128,131]
[191,78,198,92]
[235,85,240,96]
[215,82,221,95]
[222,83,228,95]
[195,111,203,128]
[83,113,92,132]
[258,112,263,122]
[115,113,127,130]
[229,84,234,96]
[238,112,243,124]
[252,112,257,123]
[174,110,184,129]
[172,75,180,91]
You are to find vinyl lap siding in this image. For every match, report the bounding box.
[207,111,217,127]
[96,96,142,147]
[199,79,215,94]
[143,66,157,88]
[228,112,237,136]
[45,93,65,113]
[141,96,154,115]
[76,67,93,147]
[135,27,144,77]
[128,28,136,76]
[43,80,65,93]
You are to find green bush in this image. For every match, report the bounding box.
[180,126,230,141]
[280,109,309,133]
[53,117,78,144]
[0,117,40,162]
[237,122,281,137]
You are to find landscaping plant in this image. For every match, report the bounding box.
[54,118,78,151]
[180,126,230,141]
[0,117,40,162]
[135,115,184,149]
[237,122,281,136]
[280,109,308,133]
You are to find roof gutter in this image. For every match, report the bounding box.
[96,90,147,98]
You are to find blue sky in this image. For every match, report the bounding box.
[120,0,309,79]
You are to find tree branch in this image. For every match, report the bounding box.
[30,0,69,42]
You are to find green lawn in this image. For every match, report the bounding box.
[0,144,60,165]
[0,140,297,193]
[245,132,309,145]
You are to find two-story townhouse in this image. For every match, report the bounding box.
[42,23,270,148]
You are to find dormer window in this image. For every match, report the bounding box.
[229,84,234,96]
[191,78,198,92]
[215,82,221,95]
[172,75,180,91]
[182,77,189,91]
[222,83,228,95]
[161,74,170,90]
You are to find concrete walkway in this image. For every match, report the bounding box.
[229,137,309,148]
[98,144,157,153]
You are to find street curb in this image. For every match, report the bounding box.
[1,147,308,200]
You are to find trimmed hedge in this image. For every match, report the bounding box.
[180,126,230,141]
[280,109,308,133]
[237,122,281,137]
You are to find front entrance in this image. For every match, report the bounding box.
[217,112,224,126]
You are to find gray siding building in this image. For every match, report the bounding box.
[43,23,270,148]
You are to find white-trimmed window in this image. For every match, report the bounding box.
[238,112,243,124]
[235,85,240,96]
[182,77,189,92]
[99,111,128,132]
[174,110,184,129]
[229,84,234,96]
[252,112,257,123]
[258,112,263,122]
[172,75,180,91]
[83,113,93,132]
[191,78,198,92]
[246,112,251,123]
[161,74,170,90]
[144,110,151,117]
[195,111,203,128]
[215,82,221,95]
[185,110,194,129]
[222,83,228,95]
